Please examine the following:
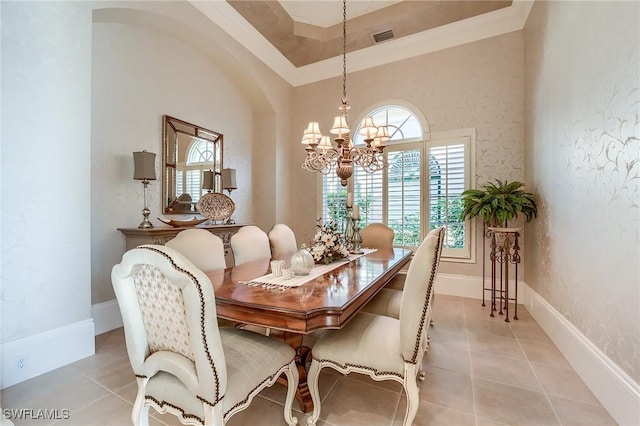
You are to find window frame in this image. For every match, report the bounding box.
[425,128,476,263]
[316,110,476,264]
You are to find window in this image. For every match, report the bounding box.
[176,138,217,204]
[320,104,475,262]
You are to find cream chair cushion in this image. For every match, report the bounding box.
[306,227,445,426]
[166,229,226,272]
[112,244,299,425]
[230,225,271,266]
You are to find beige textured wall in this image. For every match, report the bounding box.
[292,31,526,276]
[91,2,293,305]
[524,1,640,382]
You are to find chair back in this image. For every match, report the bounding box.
[399,227,445,364]
[165,228,226,271]
[268,224,298,260]
[230,225,271,266]
[111,244,227,406]
[360,223,395,249]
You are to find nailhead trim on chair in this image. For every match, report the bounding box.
[139,246,223,407]
[222,363,291,419]
[310,358,403,379]
[145,395,204,426]
[407,227,444,365]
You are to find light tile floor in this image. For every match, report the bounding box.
[1,295,617,425]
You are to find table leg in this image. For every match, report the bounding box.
[271,330,314,413]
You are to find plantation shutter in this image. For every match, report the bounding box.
[387,149,421,247]
[427,137,469,256]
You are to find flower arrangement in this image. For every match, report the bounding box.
[309,220,350,264]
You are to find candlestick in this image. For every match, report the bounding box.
[351,217,363,254]
[346,192,353,208]
[352,204,360,220]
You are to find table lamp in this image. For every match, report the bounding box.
[221,168,237,224]
[202,170,215,193]
[221,168,237,195]
[133,150,157,229]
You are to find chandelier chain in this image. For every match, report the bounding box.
[342,0,347,105]
[300,0,389,186]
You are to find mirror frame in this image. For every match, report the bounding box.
[162,115,223,214]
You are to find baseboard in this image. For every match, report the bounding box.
[522,285,640,426]
[1,319,95,389]
[91,299,123,335]
[434,273,483,299]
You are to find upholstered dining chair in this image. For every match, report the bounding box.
[111,244,299,426]
[360,223,405,318]
[267,223,298,261]
[166,229,237,328]
[165,229,227,272]
[306,227,445,426]
[230,225,271,266]
[360,222,395,249]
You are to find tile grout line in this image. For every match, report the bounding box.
[513,324,564,426]
[461,300,480,426]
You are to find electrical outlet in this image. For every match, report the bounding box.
[16,355,28,372]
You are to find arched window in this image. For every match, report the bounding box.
[176,138,218,205]
[352,105,422,146]
[320,103,475,261]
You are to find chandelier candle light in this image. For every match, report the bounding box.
[301,0,390,186]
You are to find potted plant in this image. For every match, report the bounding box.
[460,179,538,227]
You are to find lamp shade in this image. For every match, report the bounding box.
[202,170,215,190]
[358,117,378,140]
[329,115,349,136]
[133,150,156,180]
[221,168,237,190]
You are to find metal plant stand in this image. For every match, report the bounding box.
[482,227,521,322]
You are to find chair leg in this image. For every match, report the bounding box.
[132,377,149,426]
[283,361,300,426]
[306,361,322,426]
[203,403,224,426]
[403,366,420,426]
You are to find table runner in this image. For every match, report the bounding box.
[240,248,377,290]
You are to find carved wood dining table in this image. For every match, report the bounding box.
[204,247,412,413]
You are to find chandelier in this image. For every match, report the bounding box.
[301,0,389,186]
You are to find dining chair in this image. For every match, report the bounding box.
[267,223,298,261]
[230,225,271,266]
[111,244,299,426]
[360,223,405,317]
[363,226,444,320]
[306,227,445,426]
[165,229,227,272]
[360,222,395,249]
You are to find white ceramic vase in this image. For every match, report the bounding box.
[290,244,315,276]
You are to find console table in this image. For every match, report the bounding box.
[117,224,245,268]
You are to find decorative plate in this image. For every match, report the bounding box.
[157,217,208,228]
[196,193,236,221]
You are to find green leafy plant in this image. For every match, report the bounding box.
[461,180,538,227]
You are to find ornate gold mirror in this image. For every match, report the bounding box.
[162,115,223,214]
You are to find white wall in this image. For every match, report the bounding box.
[524,0,639,386]
[523,2,639,423]
[90,2,295,307]
[1,1,94,386]
[91,21,253,304]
